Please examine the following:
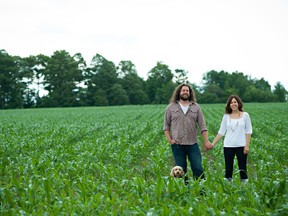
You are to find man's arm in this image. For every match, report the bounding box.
[164,130,177,144]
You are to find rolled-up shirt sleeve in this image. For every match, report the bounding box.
[218,114,227,136]
[197,106,208,133]
[163,106,171,131]
[245,113,253,134]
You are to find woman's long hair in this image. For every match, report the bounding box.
[170,84,196,103]
[225,95,244,114]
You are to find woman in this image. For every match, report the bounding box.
[211,95,252,183]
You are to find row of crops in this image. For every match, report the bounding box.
[0,103,287,215]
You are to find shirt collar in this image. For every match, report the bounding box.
[176,101,194,105]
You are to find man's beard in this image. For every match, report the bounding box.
[180,94,189,101]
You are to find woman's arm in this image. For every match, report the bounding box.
[244,134,251,154]
[211,134,223,147]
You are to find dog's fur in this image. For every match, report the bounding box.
[170,166,184,178]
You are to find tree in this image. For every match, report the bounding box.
[109,83,129,105]
[117,60,149,105]
[273,82,287,102]
[202,70,229,102]
[225,72,250,99]
[249,78,275,102]
[201,70,278,103]
[41,50,84,107]
[33,54,52,107]
[145,62,175,103]
[190,82,202,102]
[252,78,271,91]
[71,53,87,106]
[93,88,109,106]
[243,86,261,102]
[86,54,118,106]
[203,70,228,89]
[116,60,137,78]
[0,50,24,108]
[17,55,39,108]
[154,81,176,104]
[201,84,224,103]
[174,69,189,85]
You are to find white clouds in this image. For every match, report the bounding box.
[1,0,287,89]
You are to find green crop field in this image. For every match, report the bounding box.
[1,103,287,215]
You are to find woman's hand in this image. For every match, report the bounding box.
[244,146,249,154]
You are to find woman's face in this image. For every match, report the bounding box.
[230,98,239,111]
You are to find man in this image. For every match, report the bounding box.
[163,84,213,182]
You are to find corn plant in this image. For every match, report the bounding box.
[0,103,287,215]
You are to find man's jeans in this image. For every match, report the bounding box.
[171,143,205,180]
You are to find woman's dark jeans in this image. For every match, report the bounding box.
[171,143,205,180]
[224,147,248,180]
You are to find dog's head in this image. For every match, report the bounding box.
[170,166,184,178]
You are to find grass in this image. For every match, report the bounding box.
[0,103,287,215]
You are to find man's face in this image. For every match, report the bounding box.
[179,86,190,101]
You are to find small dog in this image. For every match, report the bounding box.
[170,166,184,178]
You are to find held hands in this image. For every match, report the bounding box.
[204,140,214,150]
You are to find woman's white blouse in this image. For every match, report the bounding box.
[218,112,253,147]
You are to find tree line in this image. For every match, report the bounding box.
[0,49,287,109]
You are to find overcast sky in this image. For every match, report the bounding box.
[1,0,287,90]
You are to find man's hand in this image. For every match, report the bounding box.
[169,140,178,145]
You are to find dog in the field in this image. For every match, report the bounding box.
[170,166,184,178]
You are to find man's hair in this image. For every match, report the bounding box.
[170,83,197,103]
[225,95,244,113]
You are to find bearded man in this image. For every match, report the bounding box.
[163,84,213,183]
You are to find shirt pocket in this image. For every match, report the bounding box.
[171,109,181,121]
[188,107,198,120]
